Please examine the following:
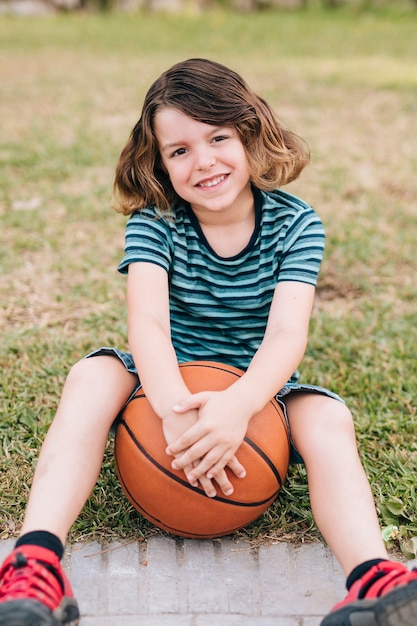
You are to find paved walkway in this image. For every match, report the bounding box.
[1,537,415,625]
[1,537,344,625]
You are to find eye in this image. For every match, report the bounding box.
[212,135,228,143]
[171,147,188,158]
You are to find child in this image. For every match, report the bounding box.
[0,58,416,626]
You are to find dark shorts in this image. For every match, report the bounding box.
[86,347,345,465]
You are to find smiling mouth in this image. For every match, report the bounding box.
[196,174,228,188]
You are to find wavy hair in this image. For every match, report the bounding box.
[114,58,310,215]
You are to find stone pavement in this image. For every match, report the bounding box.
[2,536,346,625]
[1,537,415,626]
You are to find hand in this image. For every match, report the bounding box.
[162,410,222,498]
[166,388,249,488]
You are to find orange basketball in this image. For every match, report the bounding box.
[114,361,290,538]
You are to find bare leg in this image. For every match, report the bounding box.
[285,393,388,577]
[20,356,138,545]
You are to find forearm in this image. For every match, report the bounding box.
[127,263,192,419]
[129,314,188,419]
[231,327,308,416]
[229,281,315,416]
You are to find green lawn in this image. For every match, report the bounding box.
[0,7,416,555]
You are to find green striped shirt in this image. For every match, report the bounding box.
[118,187,325,380]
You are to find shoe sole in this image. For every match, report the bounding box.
[320,580,417,626]
[0,598,79,626]
[376,579,417,626]
[320,599,379,626]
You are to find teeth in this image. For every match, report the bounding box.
[199,175,226,188]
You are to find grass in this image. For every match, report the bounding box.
[0,7,416,555]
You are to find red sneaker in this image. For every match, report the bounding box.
[0,545,79,626]
[321,561,417,626]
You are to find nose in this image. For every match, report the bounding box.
[195,146,216,171]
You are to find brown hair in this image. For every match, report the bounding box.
[114,58,310,216]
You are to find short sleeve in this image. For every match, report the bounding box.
[277,209,325,287]
[117,210,173,275]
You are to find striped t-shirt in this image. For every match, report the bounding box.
[118,187,325,382]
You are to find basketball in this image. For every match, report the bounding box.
[114,361,290,538]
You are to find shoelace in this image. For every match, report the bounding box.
[0,553,63,608]
[362,564,417,599]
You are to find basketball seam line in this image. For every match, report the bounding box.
[243,436,284,488]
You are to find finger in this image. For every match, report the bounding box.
[211,469,234,496]
[166,423,206,457]
[206,453,245,481]
[184,444,227,481]
[188,459,217,498]
[169,433,217,470]
[183,462,198,488]
[172,391,207,414]
[182,460,212,493]
[225,455,246,479]
[198,473,217,498]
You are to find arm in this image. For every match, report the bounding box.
[127,261,244,496]
[233,280,315,414]
[167,280,315,481]
[127,261,188,418]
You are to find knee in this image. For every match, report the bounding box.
[317,399,354,432]
[65,356,102,388]
[288,396,356,456]
[65,355,134,392]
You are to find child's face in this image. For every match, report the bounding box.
[154,107,253,219]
